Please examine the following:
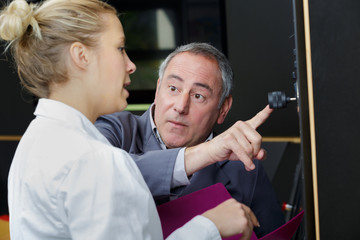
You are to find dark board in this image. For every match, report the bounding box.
[309,0,360,239]
[295,0,360,239]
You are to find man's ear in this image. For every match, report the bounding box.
[69,42,90,70]
[217,94,233,124]
[154,78,161,104]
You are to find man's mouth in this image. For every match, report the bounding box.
[169,120,187,127]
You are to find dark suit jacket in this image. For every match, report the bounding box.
[95,108,285,237]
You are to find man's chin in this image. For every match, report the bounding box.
[163,138,188,149]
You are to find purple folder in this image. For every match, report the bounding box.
[157,183,304,240]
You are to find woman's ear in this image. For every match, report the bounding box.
[69,42,90,70]
[217,95,233,124]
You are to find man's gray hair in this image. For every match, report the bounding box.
[158,42,233,108]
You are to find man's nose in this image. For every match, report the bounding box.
[174,93,190,114]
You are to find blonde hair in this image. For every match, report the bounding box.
[0,0,117,98]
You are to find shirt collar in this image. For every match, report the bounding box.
[149,104,166,149]
[149,103,214,149]
[34,98,111,145]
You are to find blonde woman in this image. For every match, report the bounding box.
[0,0,258,239]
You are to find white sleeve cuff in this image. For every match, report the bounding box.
[166,215,221,240]
[171,147,191,188]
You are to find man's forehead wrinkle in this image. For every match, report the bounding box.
[167,74,184,82]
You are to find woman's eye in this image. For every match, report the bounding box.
[118,47,126,52]
[169,86,177,91]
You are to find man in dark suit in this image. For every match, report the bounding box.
[95,43,284,237]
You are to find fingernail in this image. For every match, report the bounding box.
[250,163,255,170]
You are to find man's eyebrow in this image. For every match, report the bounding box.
[194,82,212,93]
[167,74,184,82]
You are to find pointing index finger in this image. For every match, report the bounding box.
[246,105,273,129]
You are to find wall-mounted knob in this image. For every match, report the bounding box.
[268,91,296,109]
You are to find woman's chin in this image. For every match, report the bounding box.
[118,100,128,112]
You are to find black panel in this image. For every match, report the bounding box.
[0,141,19,215]
[308,0,360,239]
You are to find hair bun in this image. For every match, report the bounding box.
[0,0,40,41]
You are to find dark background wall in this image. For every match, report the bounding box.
[306,0,360,238]
[216,0,299,137]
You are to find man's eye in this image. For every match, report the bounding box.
[193,93,205,103]
[118,47,126,52]
[194,94,203,99]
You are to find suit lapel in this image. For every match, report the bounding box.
[179,160,231,197]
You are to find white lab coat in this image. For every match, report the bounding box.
[8,99,220,240]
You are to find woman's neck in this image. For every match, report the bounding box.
[48,81,98,123]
